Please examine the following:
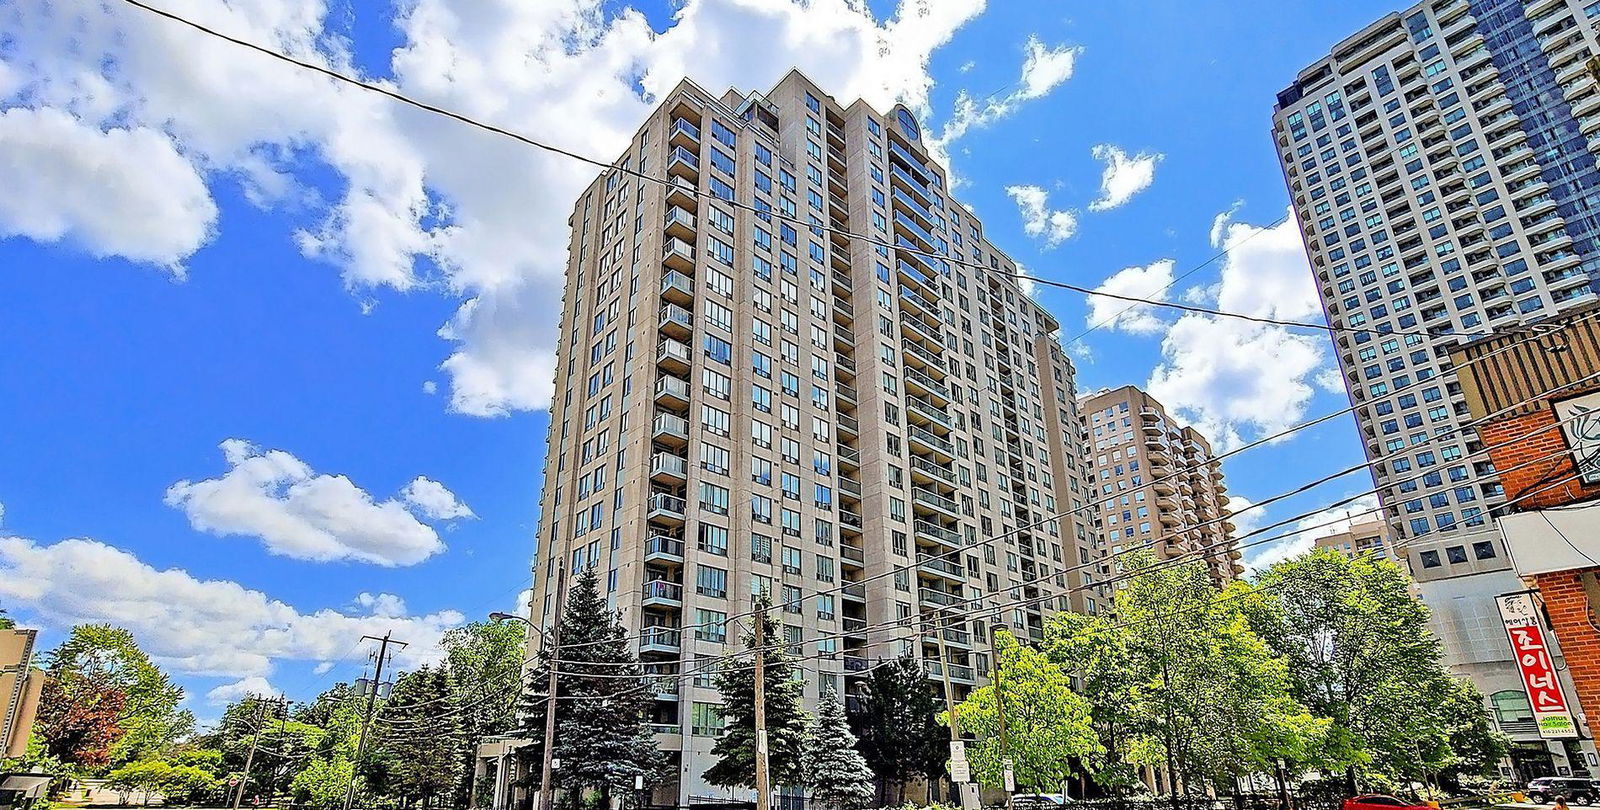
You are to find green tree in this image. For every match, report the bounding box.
[441,619,526,806]
[845,652,946,804]
[104,760,171,806]
[157,763,222,806]
[1110,554,1329,798]
[0,606,14,630]
[803,687,874,810]
[947,631,1100,796]
[518,565,666,805]
[705,593,809,790]
[1043,611,1143,794]
[1246,550,1500,790]
[36,625,193,768]
[376,665,465,808]
[291,757,355,810]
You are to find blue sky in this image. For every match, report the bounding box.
[0,0,1402,715]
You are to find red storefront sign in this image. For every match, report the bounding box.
[1498,592,1579,739]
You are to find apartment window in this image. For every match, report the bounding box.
[691,702,724,736]
[695,608,727,642]
[701,443,729,475]
[815,555,835,583]
[699,483,729,515]
[697,565,728,598]
[699,524,729,557]
[752,534,773,564]
[702,405,730,436]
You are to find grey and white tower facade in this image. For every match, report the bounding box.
[1272,0,1600,559]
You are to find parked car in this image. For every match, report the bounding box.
[1527,777,1598,804]
[1341,795,1432,810]
[1012,796,1069,810]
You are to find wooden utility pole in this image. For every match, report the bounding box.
[230,698,268,810]
[990,623,1013,810]
[753,602,770,810]
[343,632,405,810]
[933,608,968,807]
[538,563,569,810]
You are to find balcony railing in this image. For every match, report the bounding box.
[912,487,960,515]
[914,519,960,545]
[642,579,683,602]
[908,424,954,455]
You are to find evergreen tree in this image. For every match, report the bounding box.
[803,687,874,810]
[845,652,944,804]
[518,565,665,805]
[377,665,466,808]
[704,593,809,790]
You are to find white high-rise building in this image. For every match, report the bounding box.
[1272,0,1600,775]
[529,69,1107,804]
[1272,0,1600,559]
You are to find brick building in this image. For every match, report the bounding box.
[1449,302,1600,778]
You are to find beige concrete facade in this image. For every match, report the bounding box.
[527,69,1105,802]
[1311,517,1399,562]
[0,628,43,760]
[1079,386,1243,584]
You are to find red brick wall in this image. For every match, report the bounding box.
[1534,570,1600,730]
[1479,407,1600,509]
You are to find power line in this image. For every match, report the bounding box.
[111,2,1600,717]
[113,0,1519,345]
[531,312,1600,657]
[1060,212,1291,348]
[375,437,1600,735]
[534,383,1600,681]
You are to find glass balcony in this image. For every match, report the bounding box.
[666,145,699,181]
[642,579,683,606]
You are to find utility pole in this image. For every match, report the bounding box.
[989,622,1013,810]
[231,697,269,810]
[753,601,770,810]
[343,632,406,810]
[538,563,568,810]
[932,608,972,809]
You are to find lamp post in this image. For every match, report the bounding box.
[490,564,567,810]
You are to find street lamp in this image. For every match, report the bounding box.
[489,564,566,810]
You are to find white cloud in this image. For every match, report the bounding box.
[206,675,280,705]
[1147,210,1328,451]
[0,107,215,271]
[0,535,461,678]
[1,0,987,416]
[1225,493,1263,539]
[312,661,334,675]
[935,35,1080,145]
[1087,144,1160,211]
[959,60,976,73]
[164,440,465,566]
[401,476,474,520]
[1244,494,1382,572]
[1087,259,1175,334]
[355,592,408,618]
[1005,185,1078,247]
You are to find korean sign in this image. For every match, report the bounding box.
[1497,592,1579,739]
[1554,391,1600,485]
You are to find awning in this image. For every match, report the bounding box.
[0,774,52,797]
